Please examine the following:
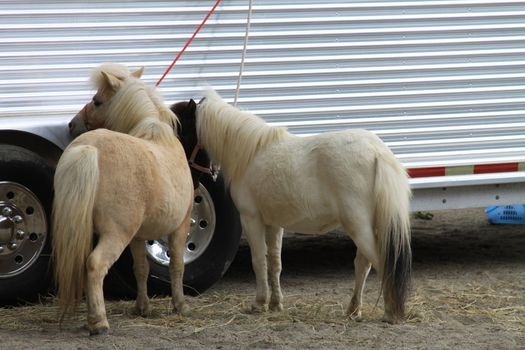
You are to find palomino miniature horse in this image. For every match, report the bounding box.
[179,90,412,323]
[53,63,194,335]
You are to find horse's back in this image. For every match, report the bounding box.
[295,129,401,180]
[312,129,387,158]
[236,130,385,233]
[72,129,187,179]
[249,129,383,186]
[71,129,193,236]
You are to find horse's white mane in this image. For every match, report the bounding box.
[90,63,179,144]
[197,89,289,184]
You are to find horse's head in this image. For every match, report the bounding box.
[171,99,198,156]
[172,99,216,187]
[68,64,149,138]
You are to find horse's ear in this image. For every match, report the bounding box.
[101,71,121,90]
[131,66,144,79]
[188,99,197,114]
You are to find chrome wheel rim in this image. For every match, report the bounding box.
[146,183,216,266]
[0,181,47,279]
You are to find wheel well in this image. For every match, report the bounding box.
[0,130,63,168]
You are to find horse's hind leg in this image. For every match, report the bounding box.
[241,215,269,312]
[86,234,129,335]
[266,225,284,312]
[341,215,380,321]
[129,239,150,316]
[168,212,191,316]
[347,250,372,320]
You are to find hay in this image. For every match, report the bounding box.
[405,282,525,330]
[1,279,523,335]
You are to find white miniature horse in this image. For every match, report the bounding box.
[53,64,194,335]
[190,90,412,323]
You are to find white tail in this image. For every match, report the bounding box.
[52,145,99,318]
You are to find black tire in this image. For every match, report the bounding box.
[0,145,54,305]
[105,175,241,297]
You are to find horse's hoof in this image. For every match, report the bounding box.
[89,327,109,336]
[174,303,190,316]
[269,302,283,312]
[248,302,268,314]
[382,314,401,324]
[346,307,362,322]
[348,311,363,322]
[130,306,151,317]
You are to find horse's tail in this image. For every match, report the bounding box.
[373,146,412,321]
[52,144,99,319]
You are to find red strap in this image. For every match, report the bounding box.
[188,143,202,164]
[188,144,219,181]
[156,0,223,86]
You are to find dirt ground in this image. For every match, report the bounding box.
[0,208,524,349]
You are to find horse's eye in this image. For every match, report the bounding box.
[93,98,102,107]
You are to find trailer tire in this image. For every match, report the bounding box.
[0,145,54,305]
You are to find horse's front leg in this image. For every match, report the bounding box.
[266,225,284,312]
[241,215,270,312]
[346,249,372,321]
[86,234,128,336]
[168,212,191,316]
[129,239,150,316]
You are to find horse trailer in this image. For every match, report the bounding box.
[1,0,525,302]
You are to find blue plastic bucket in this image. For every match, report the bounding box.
[485,205,525,224]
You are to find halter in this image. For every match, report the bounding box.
[78,103,90,125]
[188,143,219,181]
[75,98,103,131]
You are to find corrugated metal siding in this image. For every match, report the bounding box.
[1,0,525,170]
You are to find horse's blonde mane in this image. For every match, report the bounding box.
[197,89,289,184]
[90,63,130,87]
[90,63,179,144]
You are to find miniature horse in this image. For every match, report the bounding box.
[53,63,194,335]
[171,99,215,188]
[177,90,412,323]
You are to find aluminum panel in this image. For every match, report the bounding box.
[1,0,525,172]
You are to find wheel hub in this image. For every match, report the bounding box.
[146,183,216,266]
[0,206,23,244]
[0,182,47,279]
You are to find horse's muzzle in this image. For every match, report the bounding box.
[69,113,88,139]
